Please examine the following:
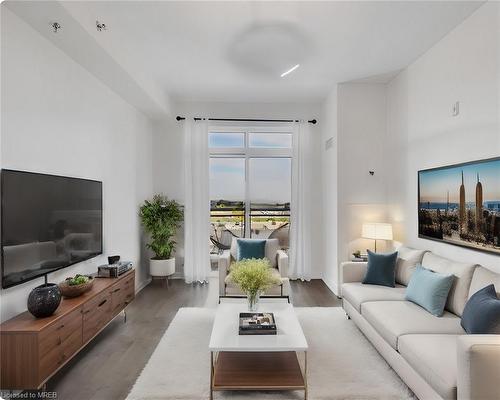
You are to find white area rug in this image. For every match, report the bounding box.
[127,307,414,400]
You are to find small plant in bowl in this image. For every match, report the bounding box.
[59,274,94,298]
[67,275,90,286]
[226,258,281,311]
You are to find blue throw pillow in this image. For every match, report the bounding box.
[362,250,398,288]
[236,239,266,261]
[461,284,500,334]
[405,264,454,317]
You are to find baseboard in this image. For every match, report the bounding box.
[136,277,152,294]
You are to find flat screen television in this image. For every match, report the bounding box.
[1,169,102,289]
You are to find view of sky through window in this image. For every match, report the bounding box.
[249,132,292,148]
[209,158,245,202]
[208,132,244,148]
[249,158,291,206]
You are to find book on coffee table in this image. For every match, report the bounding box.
[238,312,277,335]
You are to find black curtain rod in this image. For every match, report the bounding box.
[176,116,317,124]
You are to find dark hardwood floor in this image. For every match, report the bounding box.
[47,278,340,400]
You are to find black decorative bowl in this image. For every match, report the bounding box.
[27,283,62,318]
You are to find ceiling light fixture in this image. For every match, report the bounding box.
[280,64,300,78]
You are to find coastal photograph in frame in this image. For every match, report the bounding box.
[418,157,500,255]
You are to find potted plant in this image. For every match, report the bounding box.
[226,258,281,311]
[139,194,183,280]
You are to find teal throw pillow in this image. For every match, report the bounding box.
[405,264,454,317]
[362,250,398,287]
[461,284,500,334]
[236,239,266,261]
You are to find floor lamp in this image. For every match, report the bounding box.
[362,223,393,252]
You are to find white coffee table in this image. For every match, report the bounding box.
[209,299,309,399]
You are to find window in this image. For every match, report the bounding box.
[249,158,291,242]
[209,158,245,241]
[249,132,292,148]
[208,132,244,149]
[209,128,292,253]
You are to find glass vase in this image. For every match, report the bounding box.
[246,291,261,312]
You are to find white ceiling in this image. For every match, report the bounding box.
[6,1,484,117]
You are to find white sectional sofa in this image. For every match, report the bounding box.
[341,247,500,400]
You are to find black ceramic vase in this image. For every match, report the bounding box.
[27,283,62,318]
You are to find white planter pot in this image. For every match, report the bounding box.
[150,258,175,277]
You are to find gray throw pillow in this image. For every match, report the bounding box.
[362,250,398,288]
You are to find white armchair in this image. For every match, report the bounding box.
[218,238,290,299]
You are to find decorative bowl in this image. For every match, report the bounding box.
[58,276,94,298]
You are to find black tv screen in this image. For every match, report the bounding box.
[1,170,102,288]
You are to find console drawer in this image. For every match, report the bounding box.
[110,281,126,316]
[123,274,135,305]
[39,318,82,381]
[39,307,82,358]
[82,291,111,343]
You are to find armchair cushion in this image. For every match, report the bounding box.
[230,238,280,267]
[235,239,266,261]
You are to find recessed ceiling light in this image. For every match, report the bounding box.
[280,64,300,78]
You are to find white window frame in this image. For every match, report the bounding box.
[209,124,293,237]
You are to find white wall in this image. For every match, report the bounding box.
[337,82,390,261]
[153,101,324,279]
[386,2,500,271]
[0,9,154,322]
[320,87,338,293]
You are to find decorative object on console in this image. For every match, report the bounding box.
[226,258,281,311]
[362,250,398,287]
[139,194,183,281]
[58,275,94,298]
[418,156,500,256]
[405,264,454,317]
[108,255,120,265]
[97,261,133,278]
[461,284,500,334]
[27,282,61,318]
[361,222,393,252]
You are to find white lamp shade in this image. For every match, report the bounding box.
[362,223,393,241]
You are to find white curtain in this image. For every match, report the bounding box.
[183,119,210,283]
[289,121,313,281]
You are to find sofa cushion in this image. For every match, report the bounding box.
[362,250,398,287]
[395,246,427,285]
[461,284,500,334]
[342,282,406,313]
[405,264,454,317]
[468,266,500,299]
[361,301,465,349]
[230,238,280,267]
[421,252,476,316]
[398,334,458,400]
